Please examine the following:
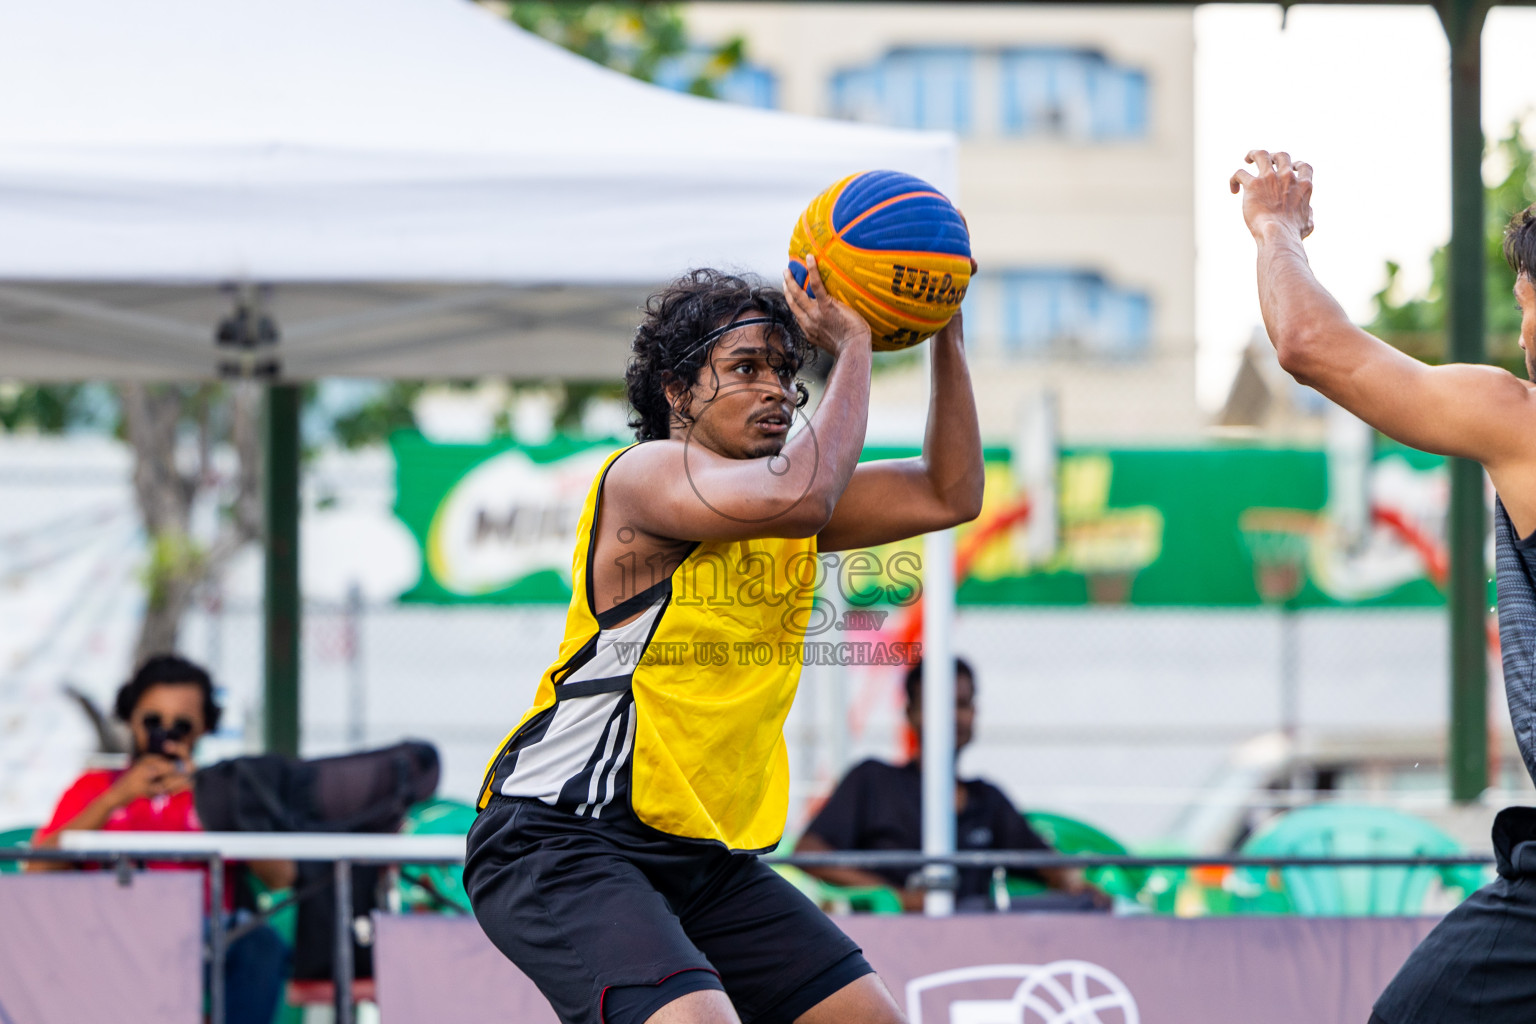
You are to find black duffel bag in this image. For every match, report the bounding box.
[194,741,440,981]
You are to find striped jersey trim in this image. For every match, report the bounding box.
[488,588,669,816]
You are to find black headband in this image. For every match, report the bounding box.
[698,315,774,346]
[681,315,778,363]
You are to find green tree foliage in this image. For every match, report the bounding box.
[504,2,744,96]
[0,383,97,433]
[1370,121,1535,375]
[553,380,627,435]
[329,381,427,450]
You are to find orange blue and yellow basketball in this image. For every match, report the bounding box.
[788,170,971,351]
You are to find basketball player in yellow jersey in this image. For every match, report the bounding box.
[464,256,983,1024]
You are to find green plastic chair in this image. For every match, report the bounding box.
[771,862,903,914]
[398,798,478,913]
[0,826,38,873]
[1023,810,1148,900]
[1138,864,1193,915]
[1235,805,1487,916]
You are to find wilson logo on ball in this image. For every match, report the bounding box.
[789,169,971,351]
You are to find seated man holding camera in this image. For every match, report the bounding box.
[31,654,295,1024]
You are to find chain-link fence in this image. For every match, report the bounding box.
[170,599,1530,853]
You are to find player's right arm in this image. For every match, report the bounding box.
[1232,150,1536,489]
[607,257,873,543]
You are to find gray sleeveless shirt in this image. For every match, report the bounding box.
[1495,497,1536,785]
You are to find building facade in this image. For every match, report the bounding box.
[682,3,1200,443]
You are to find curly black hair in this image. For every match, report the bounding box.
[904,656,977,711]
[1505,205,1536,281]
[113,653,222,733]
[625,268,811,442]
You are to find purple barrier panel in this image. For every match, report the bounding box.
[0,872,202,1024]
[376,911,1439,1024]
[374,913,560,1024]
[840,914,1440,1024]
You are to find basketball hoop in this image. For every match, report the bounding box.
[1238,508,1318,605]
[1084,569,1137,605]
[1068,514,1157,605]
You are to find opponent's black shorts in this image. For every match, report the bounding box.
[464,796,872,1024]
[1371,806,1536,1023]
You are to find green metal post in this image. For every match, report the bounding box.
[263,383,301,757]
[1441,0,1490,802]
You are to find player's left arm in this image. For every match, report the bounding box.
[816,311,985,553]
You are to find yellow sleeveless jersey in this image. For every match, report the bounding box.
[478,445,815,853]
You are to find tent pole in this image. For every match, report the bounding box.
[1439,0,1490,803]
[263,383,301,757]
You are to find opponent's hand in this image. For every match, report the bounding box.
[1230,149,1314,242]
[782,255,871,357]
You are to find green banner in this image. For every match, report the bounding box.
[393,433,621,604]
[392,433,1448,608]
[954,444,1444,608]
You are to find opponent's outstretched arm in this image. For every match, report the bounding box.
[816,310,984,552]
[1232,150,1536,483]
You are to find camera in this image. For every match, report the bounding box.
[142,713,193,757]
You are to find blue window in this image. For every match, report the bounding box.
[999,49,1148,140]
[714,64,777,110]
[652,49,777,109]
[830,48,974,134]
[997,269,1151,358]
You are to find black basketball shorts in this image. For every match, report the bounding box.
[464,796,872,1024]
[1371,806,1536,1023]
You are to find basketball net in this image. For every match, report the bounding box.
[1084,569,1137,605]
[1238,508,1318,605]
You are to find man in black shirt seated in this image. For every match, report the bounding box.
[796,657,1105,912]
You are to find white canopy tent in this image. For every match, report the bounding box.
[0,0,956,380]
[0,0,964,925]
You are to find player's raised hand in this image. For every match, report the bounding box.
[782,255,871,358]
[957,207,978,276]
[1231,149,1315,241]
[935,308,966,348]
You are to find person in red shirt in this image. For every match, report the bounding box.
[31,654,295,1024]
